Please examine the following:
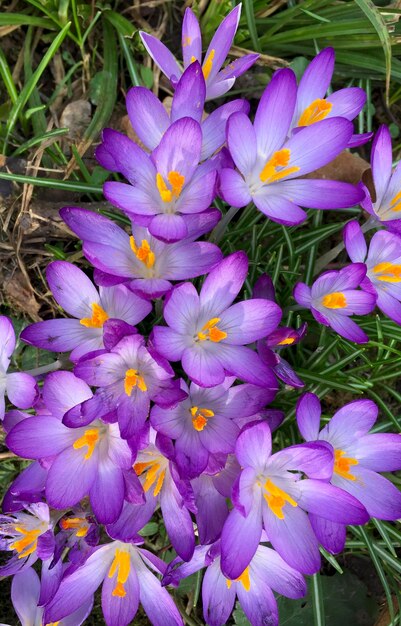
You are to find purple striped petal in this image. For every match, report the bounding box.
[140,32,182,82]
[201,98,249,160]
[46,261,100,318]
[253,191,307,225]
[182,8,201,66]
[151,326,188,361]
[218,167,252,208]
[0,316,15,364]
[296,48,335,120]
[237,573,278,626]
[320,399,378,446]
[200,251,248,315]
[203,4,241,83]
[296,392,321,441]
[251,546,307,599]
[6,373,38,410]
[309,514,346,554]
[126,87,169,151]
[136,556,183,626]
[226,112,257,175]
[354,433,401,472]
[326,87,366,120]
[343,220,367,262]
[152,117,202,182]
[42,371,92,419]
[149,213,188,243]
[182,347,226,388]
[172,62,205,123]
[97,129,156,187]
[325,314,369,344]
[90,457,124,524]
[278,179,364,209]
[220,299,282,344]
[6,416,75,458]
[103,181,157,217]
[46,445,99,508]
[220,502,263,579]
[203,560,236,626]
[217,344,278,388]
[236,420,272,468]
[371,125,392,206]
[297,479,369,524]
[102,565,139,626]
[333,467,401,520]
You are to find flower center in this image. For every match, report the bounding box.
[259,148,300,184]
[190,406,215,431]
[202,49,215,80]
[108,549,131,598]
[226,566,251,591]
[130,236,155,269]
[322,292,347,309]
[263,479,298,519]
[390,191,401,212]
[156,171,185,203]
[10,526,41,559]
[298,98,332,127]
[73,428,100,460]
[197,318,227,342]
[334,449,358,480]
[60,516,89,538]
[134,458,166,496]
[373,262,401,283]
[124,369,147,396]
[80,302,109,328]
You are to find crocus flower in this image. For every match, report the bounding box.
[152,251,282,388]
[6,371,134,524]
[359,125,401,234]
[296,393,401,553]
[164,541,306,626]
[44,541,183,626]
[0,503,53,577]
[0,316,38,419]
[151,376,274,478]
[10,566,93,626]
[291,47,371,147]
[219,68,364,225]
[123,61,250,161]
[140,5,258,100]
[107,432,196,561]
[294,263,376,344]
[98,117,218,243]
[60,206,222,299]
[220,421,369,578]
[73,334,186,440]
[344,221,401,324]
[21,261,152,362]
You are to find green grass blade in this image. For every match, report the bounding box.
[311,573,326,626]
[12,128,69,157]
[0,172,102,194]
[243,0,261,52]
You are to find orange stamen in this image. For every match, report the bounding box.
[322,292,347,309]
[202,49,215,80]
[263,479,297,519]
[226,566,251,591]
[108,549,131,598]
[298,98,332,127]
[277,337,295,346]
[80,302,109,328]
[156,171,185,203]
[134,459,166,496]
[124,369,147,396]
[373,262,401,283]
[73,428,99,460]
[10,526,41,559]
[390,191,401,212]
[130,236,155,269]
[259,148,300,184]
[190,406,215,431]
[60,517,89,538]
[334,449,358,481]
[197,318,227,342]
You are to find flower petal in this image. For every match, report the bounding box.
[200,251,248,316]
[140,32,182,82]
[220,502,263,579]
[218,167,252,208]
[296,392,322,441]
[278,179,364,209]
[235,420,272,469]
[126,87,170,151]
[343,220,367,262]
[297,479,369,524]
[226,112,257,176]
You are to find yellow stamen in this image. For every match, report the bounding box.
[60,517,89,538]
[277,337,295,346]
[156,171,185,203]
[197,318,227,342]
[10,526,41,559]
[202,49,215,80]
[80,302,109,328]
[373,262,401,283]
[334,449,358,481]
[298,98,333,127]
[263,479,297,519]
[190,406,215,431]
[226,566,251,591]
[259,148,300,184]
[108,549,131,598]
[190,55,197,63]
[322,292,347,309]
[124,369,147,396]
[390,191,401,212]
[134,460,166,496]
[73,428,99,460]
[130,236,155,269]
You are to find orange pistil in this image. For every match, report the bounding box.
[10,526,41,559]
[130,236,155,269]
[322,292,347,309]
[226,566,251,591]
[277,337,295,346]
[259,148,300,185]
[80,302,109,328]
[108,549,131,598]
[124,369,147,396]
[73,428,99,460]
[190,406,215,431]
[134,459,166,496]
[298,98,332,127]
[202,49,215,80]
[156,171,185,203]
[197,318,227,342]
[263,479,297,520]
[334,449,358,481]
[373,262,401,283]
[60,516,89,538]
[390,191,401,212]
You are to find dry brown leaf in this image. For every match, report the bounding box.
[60,100,92,141]
[2,270,41,321]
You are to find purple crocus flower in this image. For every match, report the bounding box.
[107,431,196,561]
[164,541,306,626]
[220,421,369,578]
[124,61,250,161]
[139,5,258,101]
[151,376,274,478]
[219,68,364,226]
[10,566,93,626]
[44,541,183,626]
[296,393,401,553]
[21,261,152,362]
[98,117,217,243]
[0,503,53,577]
[344,221,401,324]
[152,251,282,388]
[360,125,401,234]
[60,206,222,299]
[294,263,376,344]
[6,371,134,524]
[0,316,38,419]
[73,334,186,440]
[291,47,371,147]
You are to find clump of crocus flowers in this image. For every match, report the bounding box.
[2,5,401,626]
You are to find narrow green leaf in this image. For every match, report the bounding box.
[0,172,102,194]
[311,573,325,626]
[243,0,261,52]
